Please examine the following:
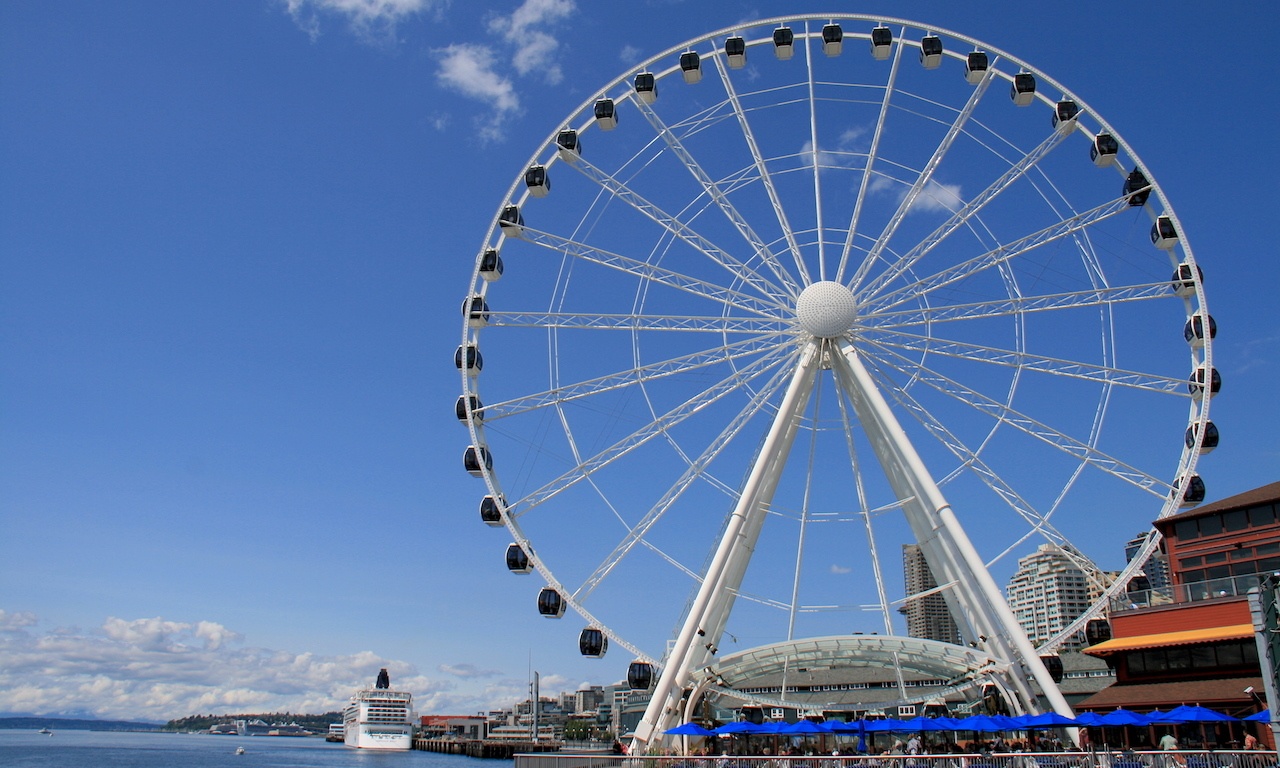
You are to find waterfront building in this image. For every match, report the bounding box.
[1006,543,1093,649]
[1076,481,1280,745]
[901,544,961,645]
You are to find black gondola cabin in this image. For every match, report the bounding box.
[919,35,942,69]
[1010,72,1036,106]
[634,72,656,104]
[506,543,531,573]
[464,445,492,477]
[627,661,654,690]
[822,23,843,56]
[773,26,794,60]
[537,587,565,618]
[725,35,746,68]
[455,344,483,372]
[579,628,608,658]
[965,50,988,84]
[479,248,503,282]
[480,495,504,526]
[870,26,892,60]
[679,51,701,84]
[594,98,617,130]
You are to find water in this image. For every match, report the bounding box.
[0,730,495,768]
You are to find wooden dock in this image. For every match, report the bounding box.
[415,738,563,759]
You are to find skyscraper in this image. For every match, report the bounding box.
[1006,543,1093,649]
[902,544,961,644]
[1124,531,1171,592]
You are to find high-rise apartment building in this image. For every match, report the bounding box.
[1005,543,1093,649]
[901,544,961,644]
[1124,531,1171,591]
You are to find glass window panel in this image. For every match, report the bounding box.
[1176,520,1201,540]
[1225,509,1250,531]
[1217,643,1244,666]
[1206,551,1228,563]
[1200,516,1223,536]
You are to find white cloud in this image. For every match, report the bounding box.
[284,0,441,42]
[439,662,502,679]
[619,44,642,65]
[0,611,494,721]
[868,175,965,215]
[486,0,576,84]
[436,44,518,111]
[830,564,852,574]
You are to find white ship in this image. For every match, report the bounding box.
[343,668,414,750]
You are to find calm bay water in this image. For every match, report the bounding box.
[0,730,495,768]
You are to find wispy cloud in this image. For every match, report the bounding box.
[284,0,442,43]
[435,43,519,142]
[830,564,853,574]
[0,611,511,720]
[439,662,503,679]
[487,0,576,84]
[868,175,965,215]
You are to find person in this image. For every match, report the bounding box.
[1159,732,1178,750]
[1244,732,1259,750]
[906,735,921,755]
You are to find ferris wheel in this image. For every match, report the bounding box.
[457,14,1215,744]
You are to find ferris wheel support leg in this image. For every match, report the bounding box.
[830,339,1074,720]
[631,342,821,752]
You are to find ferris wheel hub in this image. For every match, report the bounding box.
[795,280,858,338]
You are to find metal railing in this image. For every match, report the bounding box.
[518,752,1280,768]
[1113,575,1265,612]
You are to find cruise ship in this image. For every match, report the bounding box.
[343,668,414,750]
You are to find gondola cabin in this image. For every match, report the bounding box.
[594,98,618,131]
[1090,133,1119,167]
[1010,72,1036,106]
[480,495,504,526]
[1085,618,1112,646]
[498,204,524,237]
[1172,474,1206,507]
[870,26,892,60]
[463,445,492,477]
[919,35,942,69]
[1039,654,1064,683]
[537,587,565,618]
[679,51,701,84]
[1189,365,1221,400]
[455,395,482,423]
[506,543,531,573]
[1052,100,1080,133]
[1123,168,1151,206]
[455,344,483,372]
[634,72,657,104]
[724,35,746,68]
[1183,313,1216,348]
[556,129,581,162]
[627,661,654,690]
[463,294,489,328]
[773,26,794,60]
[1151,215,1179,250]
[1172,262,1203,297]
[479,248,503,282]
[1185,421,1220,454]
[821,23,843,56]
[524,165,550,198]
[579,628,608,658]
[964,50,989,84]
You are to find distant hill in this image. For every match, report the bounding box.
[0,716,162,731]
[164,712,342,732]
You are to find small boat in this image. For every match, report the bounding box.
[235,746,246,755]
[37,727,52,735]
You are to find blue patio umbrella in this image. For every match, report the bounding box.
[781,719,831,734]
[863,719,906,732]
[958,715,1005,732]
[666,722,716,737]
[716,721,764,734]
[1151,705,1239,723]
[1019,711,1081,728]
[1098,708,1151,726]
[1073,712,1105,727]
[1246,710,1271,722]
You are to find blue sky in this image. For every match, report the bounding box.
[2,0,1278,721]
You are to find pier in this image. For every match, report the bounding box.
[415,737,564,759]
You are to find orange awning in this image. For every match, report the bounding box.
[1083,623,1254,656]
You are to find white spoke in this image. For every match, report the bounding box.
[520,225,789,317]
[863,339,1167,494]
[836,27,906,284]
[487,311,789,334]
[709,54,808,285]
[571,362,795,604]
[860,68,995,282]
[510,344,794,515]
[861,193,1137,315]
[632,93,802,297]
[567,153,794,304]
[865,281,1173,327]
[481,332,790,421]
[862,329,1188,395]
[803,23,825,281]
[853,122,1072,297]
